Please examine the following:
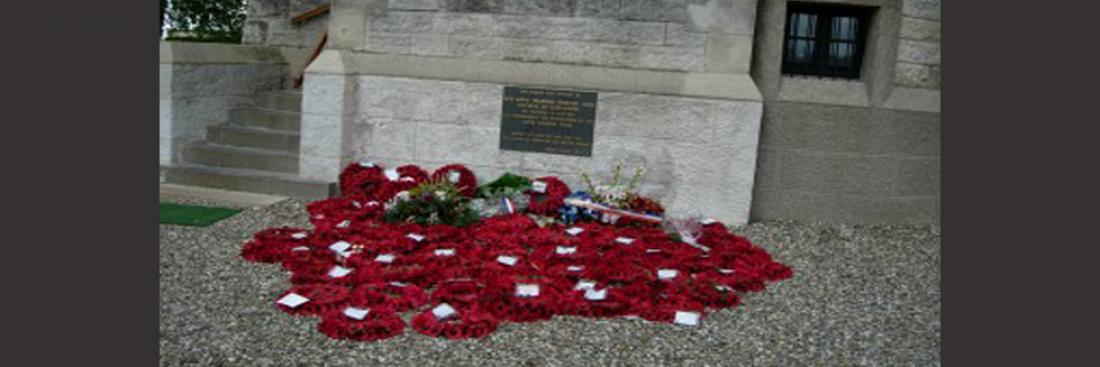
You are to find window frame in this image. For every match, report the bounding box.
[781,2,873,79]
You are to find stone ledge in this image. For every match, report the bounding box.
[777,76,870,107]
[882,87,940,113]
[304,50,762,102]
[160,41,309,65]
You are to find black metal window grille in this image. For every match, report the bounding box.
[782,2,872,79]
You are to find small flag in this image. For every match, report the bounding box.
[500,197,516,214]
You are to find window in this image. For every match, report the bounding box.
[782,2,872,79]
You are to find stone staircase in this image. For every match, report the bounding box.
[163,90,337,199]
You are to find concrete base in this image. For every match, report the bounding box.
[159,183,287,208]
[164,165,336,200]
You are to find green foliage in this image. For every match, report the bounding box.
[164,0,247,43]
[384,178,481,227]
[476,172,532,198]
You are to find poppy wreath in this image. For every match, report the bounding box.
[689,281,743,309]
[241,227,310,263]
[317,306,407,341]
[482,276,564,323]
[243,160,793,342]
[525,176,571,216]
[275,284,351,316]
[556,285,635,318]
[352,282,429,312]
[289,262,366,286]
[431,164,478,197]
[411,303,499,339]
[339,162,386,198]
[280,247,338,273]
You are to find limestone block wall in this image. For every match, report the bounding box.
[299,49,764,224]
[303,74,761,223]
[159,42,296,165]
[343,0,759,73]
[895,0,940,89]
[297,1,767,224]
[750,0,940,224]
[242,0,330,48]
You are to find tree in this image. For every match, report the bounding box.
[164,0,247,43]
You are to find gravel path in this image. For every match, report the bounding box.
[160,198,940,366]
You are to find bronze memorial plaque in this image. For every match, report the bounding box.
[499,86,597,157]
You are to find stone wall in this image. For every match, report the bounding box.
[242,0,330,48]
[300,44,764,224]
[302,72,761,223]
[288,0,767,224]
[895,0,940,89]
[750,0,940,224]
[160,42,299,165]
[342,0,758,73]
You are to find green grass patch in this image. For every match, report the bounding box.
[159,203,242,227]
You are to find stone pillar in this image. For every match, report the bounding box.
[299,50,357,181]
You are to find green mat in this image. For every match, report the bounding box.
[159,203,243,227]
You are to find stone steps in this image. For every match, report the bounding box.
[206,124,299,153]
[182,143,299,173]
[228,108,301,132]
[253,89,302,112]
[165,88,335,199]
[164,164,336,199]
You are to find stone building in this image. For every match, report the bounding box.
[160,0,940,225]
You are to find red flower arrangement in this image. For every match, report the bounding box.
[525,176,571,216]
[242,161,793,342]
[431,164,478,197]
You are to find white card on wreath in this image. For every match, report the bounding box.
[567,265,584,272]
[448,171,461,183]
[343,307,369,320]
[496,255,518,266]
[615,237,635,245]
[515,284,540,298]
[565,227,584,236]
[406,233,425,242]
[389,281,407,287]
[700,218,718,225]
[575,280,596,291]
[291,246,310,252]
[674,311,700,326]
[384,168,401,181]
[556,246,577,255]
[277,293,309,308]
[375,254,396,263]
[718,268,735,275]
[434,248,456,257]
[584,288,607,301]
[532,181,547,193]
[328,266,353,278]
[336,220,351,228]
[658,269,679,279]
[291,232,308,240]
[329,241,352,253]
[357,160,375,168]
[432,303,457,319]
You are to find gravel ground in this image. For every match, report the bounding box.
[160,198,940,366]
